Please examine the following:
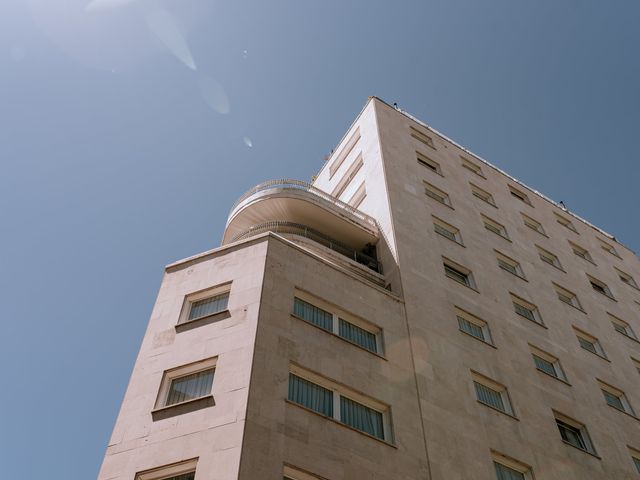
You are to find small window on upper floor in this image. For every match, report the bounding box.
[456,307,493,345]
[177,283,231,330]
[530,345,567,382]
[135,458,198,480]
[432,215,463,245]
[496,251,525,280]
[472,371,515,417]
[629,447,640,474]
[569,241,594,264]
[615,268,639,289]
[347,181,366,208]
[510,293,544,326]
[443,258,477,290]
[608,313,637,340]
[574,327,607,359]
[424,181,452,207]
[331,154,363,198]
[521,213,546,236]
[482,214,509,240]
[597,238,621,258]
[632,357,640,375]
[598,379,635,416]
[587,275,615,300]
[410,126,436,150]
[554,411,597,455]
[460,156,485,177]
[554,283,583,311]
[470,183,496,207]
[492,452,533,480]
[536,245,563,271]
[509,186,532,206]
[555,212,578,233]
[416,152,442,175]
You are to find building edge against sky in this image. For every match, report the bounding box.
[98,97,640,480]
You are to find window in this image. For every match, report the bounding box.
[472,372,514,416]
[470,183,496,207]
[283,465,325,480]
[555,212,578,233]
[569,241,594,263]
[456,307,493,345]
[347,182,366,208]
[554,412,596,455]
[598,380,635,416]
[288,366,391,441]
[522,214,545,235]
[293,292,382,354]
[496,251,525,279]
[629,447,640,474]
[410,126,436,149]
[331,154,363,198]
[135,459,198,480]
[530,345,567,382]
[153,357,216,418]
[535,245,563,270]
[432,216,463,245]
[417,152,441,175]
[492,452,532,480]
[598,238,621,258]
[511,293,543,326]
[509,186,532,206]
[178,283,231,326]
[482,214,509,240]
[631,357,640,375]
[424,182,451,207]
[329,127,360,178]
[616,268,639,289]
[554,283,583,310]
[587,275,614,300]
[443,258,477,290]
[609,313,637,340]
[574,327,607,359]
[461,156,484,177]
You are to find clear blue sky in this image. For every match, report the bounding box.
[1,1,638,478]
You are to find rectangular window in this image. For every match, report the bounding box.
[555,212,578,233]
[188,293,229,322]
[509,186,532,206]
[482,215,509,240]
[632,357,640,374]
[554,412,596,454]
[574,327,607,359]
[587,275,614,300]
[432,216,463,244]
[554,283,582,310]
[522,214,545,235]
[424,182,451,207]
[470,183,496,206]
[598,238,621,258]
[616,268,638,289]
[536,246,563,270]
[599,380,635,415]
[494,463,525,480]
[135,459,198,480]
[569,241,594,263]
[288,366,390,441]
[472,372,514,416]
[609,313,637,340]
[331,154,363,198]
[417,152,441,174]
[410,126,436,149]
[461,157,484,177]
[154,357,217,412]
[492,452,532,480]
[456,307,493,345]
[329,127,360,178]
[347,182,366,208]
[283,465,325,480]
[178,282,231,326]
[496,251,525,279]
[530,345,567,382]
[292,292,382,354]
[511,293,543,326]
[443,258,476,289]
[629,448,640,474]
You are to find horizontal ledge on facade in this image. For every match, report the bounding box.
[476,400,519,421]
[151,395,215,421]
[560,440,601,460]
[174,310,232,333]
[458,330,497,349]
[446,278,480,294]
[535,369,572,386]
[606,404,640,421]
[284,400,397,449]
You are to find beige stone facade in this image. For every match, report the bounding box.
[98,97,640,479]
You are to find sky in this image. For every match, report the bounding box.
[0,1,639,478]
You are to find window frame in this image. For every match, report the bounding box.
[628,447,640,474]
[432,215,463,245]
[495,250,526,280]
[283,464,328,480]
[456,307,494,346]
[574,327,607,360]
[510,293,544,327]
[598,379,636,416]
[424,181,452,207]
[482,214,510,240]
[443,257,477,291]
[177,282,232,328]
[569,241,595,264]
[135,459,198,480]
[553,411,597,456]
[616,267,639,290]
[529,345,568,383]
[410,126,436,150]
[587,275,615,300]
[508,185,532,206]
[521,213,546,236]
[470,182,497,207]
[536,245,564,271]
[471,371,516,418]
[554,212,578,233]
[491,451,533,480]
[597,238,622,258]
[460,156,485,177]
[416,151,442,175]
[608,313,637,340]
[553,283,583,311]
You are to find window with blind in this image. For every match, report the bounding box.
[472,373,514,416]
[154,357,217,414]
[293,297,333,332]
[555,212,578,233]
[511,294,543,326]
[496,251,525,279]
[491,453,532,480]
[599,380,635,415]
[424,182,451,206]
[554,284,582,310]
[522,213,545,235]
[433,216,462,245]
[530,346,566,382]
[456,308,492,345]
[134,459,198,480]
[588,275,614,299]
[339,319,377,353]
[569,241,594,263]
[575,330,606,358]
[609,313,637,340]
[482,215,509,240]
[494,462,525,480]
[288,367,390,442]
[188,293,229,321]
[179,283,231,326]
[443,259,476,289]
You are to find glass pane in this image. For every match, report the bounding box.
[578,337,597,354]
[167,474,195,480]
[533,355,557,377]
[445,265,469,286]
[338,318,377,353]
[166,369,214,406]
[340,396,384,440]
[494,462,525,480]
[474,382,506,412]
[498,260,518,276]
[458,316,485,341]
[557,420,586,450]
[514,303,535,322]
[293,298,333,331]
[633,457,640,473]
[435,223,456,241]
[288,374,333,417]
[613,323,627,335]
[188,293,229,321]
[603,390,624,410]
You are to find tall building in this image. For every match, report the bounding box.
[98,97,640,480]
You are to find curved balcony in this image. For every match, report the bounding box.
[223,180,379,269]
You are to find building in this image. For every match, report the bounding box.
[98,97,640,480]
